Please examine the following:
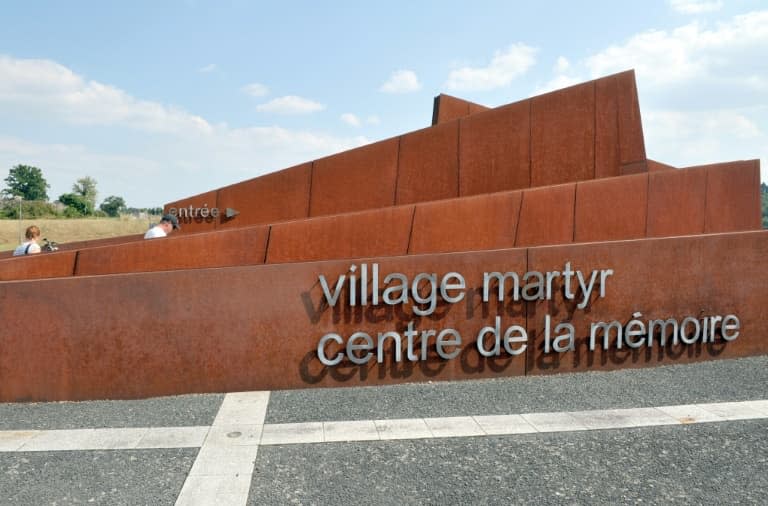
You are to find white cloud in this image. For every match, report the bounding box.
[242,82,269,97]
[534,74,583,95]
[0,55,367,207]
[366,115,381,125]
[585,11,768,87]
[0,55,213,135]
[445,43,538,92]
[554,56,571,74]
[255,95,325,114]
[669,0,723,14]
[198,63,217,73]
[379,69,421,94]
[643,108,766,183]
[340,113,361,127]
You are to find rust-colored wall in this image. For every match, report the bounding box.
[267,206,414,263]
[0,251,77,281]
[1,163,760,282]
[0,249,528,401]
[409,191,522,255]
[531,81,595,187]
[164,190,219,234]
[396,121,459,205]
[527,231,767,375]
[700,160,762,233]
[432,94,490,125]
[217,163,312,229]
[1,230,765,402]
[53,234,146,252]
[616,70,646,167]
[309,138,399,216]
[647,159,676,172]
[164,71,647,227]
[574,173,648,243]
[515,183,576,247]
[75,226,270,276]
[459,100,531,196]
[647,167,706,237]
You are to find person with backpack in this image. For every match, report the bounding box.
[13,225,42,256]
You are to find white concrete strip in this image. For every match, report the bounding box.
[0,431,38,452]
[260,422,324,445]
[136,426,210,449]
[570,408,677,430]
[521,411,588,432]
[698,401,766,421]
[374,418,432,440]
[19,428,147,452]
[424,416,485,438]
[745,400,768,416]
[323,420,380,442]
[1,400,766,455]
[656,404,726,424]
[175,391,271,506]
[472,415,538,435]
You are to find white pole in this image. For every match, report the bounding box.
[15,196,22,244]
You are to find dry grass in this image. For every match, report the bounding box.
[0,216,160,251]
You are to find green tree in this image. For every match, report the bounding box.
[72,176,98,215]
[58,192,89,216]
[3,164,50,201]
[761,182,767,229]
[100,195,126,217]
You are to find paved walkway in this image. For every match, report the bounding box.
[1,356,767,505]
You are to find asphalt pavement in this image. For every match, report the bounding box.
[1,355,766,505]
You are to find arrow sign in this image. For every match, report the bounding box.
[225,207,240,218]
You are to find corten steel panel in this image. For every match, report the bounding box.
[595,75,620,179]
[459,101,530,196]
[647,159,676,172]
[396,121,459,205]
[526,231,768,375]
[266,206,414,264]
[51,234,146,252]
[409,191,522,255]
[431,94,489,125]
[619,160,648,175]
[702,160,762,233]
[164,190,220,234]
[309,138,399,217]
[647,167,706,238]
[615,70,646,165]
[515,184,576,247]
[574,173,649,243]
[0,251,77,281]
[217,163,312,229]
[531,81,595,187]
[75,226,269,276]
[0,249,528,401]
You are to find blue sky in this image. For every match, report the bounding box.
[0,0,766,208]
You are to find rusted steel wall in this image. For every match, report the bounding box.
[526,231,767,375]
[0,162,760,281]
[0,230,765,402]
[431,93,490,125]
[0,250,78,281]
[75,226,270,276]
[163,70,647,234]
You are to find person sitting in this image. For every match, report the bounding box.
[13,225,42,256]
[144,214,181,239]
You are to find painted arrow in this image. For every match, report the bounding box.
[225,207,240,218]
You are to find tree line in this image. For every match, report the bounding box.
[0,164,161,218]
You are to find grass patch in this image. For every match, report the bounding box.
[0,216,159,251]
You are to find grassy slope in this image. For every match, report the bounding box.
[0,217,158,251]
